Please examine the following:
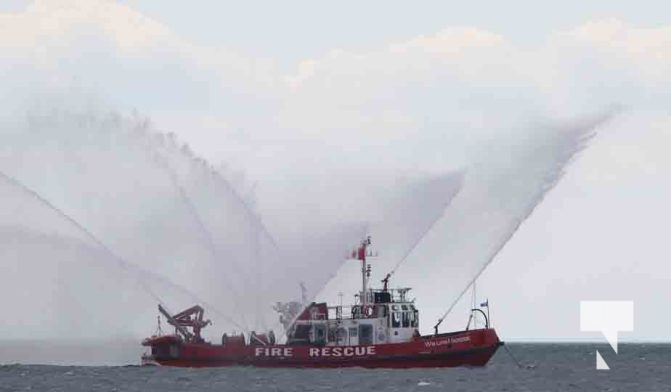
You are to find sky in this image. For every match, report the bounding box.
[0,0,669,343]
[119,1,670,64]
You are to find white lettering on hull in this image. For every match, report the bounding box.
[255,346,376,358]
[424,335,471,348]
[254,347,294,357]
[308,346,375,357]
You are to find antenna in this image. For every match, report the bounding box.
[155,315,163,336]
[381,273,391,291]
[299,282,307,306]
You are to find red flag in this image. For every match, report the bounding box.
[357,246,366,261]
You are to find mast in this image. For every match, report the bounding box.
[361,237,369,308]
[300,281,307,306]
[354,236,372,309]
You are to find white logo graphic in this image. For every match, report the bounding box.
[595,350,609,370]
[580,301,634,369]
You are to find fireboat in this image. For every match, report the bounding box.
[141,237,502,368]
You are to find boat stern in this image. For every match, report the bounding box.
[141,335,182,365]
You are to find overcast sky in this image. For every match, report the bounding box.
[0,0,669,341]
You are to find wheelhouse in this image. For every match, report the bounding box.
[286,287,420,346]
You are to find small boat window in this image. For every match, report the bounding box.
[374,305,387,318]
[313,325,326,344]
[359,324,373,345]
[336,328,348,345]
[392,312,401,328]
[349,327,358,337]
[402,312,410,328]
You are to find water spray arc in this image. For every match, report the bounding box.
[0,170,248,332]
[429,110,618,333]
[150,155,255,330]
[381,171,464,286]
[144,126,281,331]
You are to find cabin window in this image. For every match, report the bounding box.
[402,312,410,328]
[392,312,401,328]
[359,324,373,345]
[374,304,387,318]
[412,310,419,327]
[374,291,391,303]
[336,328,348,345]
[313,325,326,344]
[349,327,358,337]
[292,325,311,342]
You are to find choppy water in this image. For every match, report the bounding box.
[0,344,669,391]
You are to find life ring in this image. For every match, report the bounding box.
[364,305,374,317]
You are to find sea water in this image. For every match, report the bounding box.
[0,343,668,391]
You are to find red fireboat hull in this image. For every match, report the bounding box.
[142,328,501,368]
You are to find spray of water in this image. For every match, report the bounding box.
[0,87,616,342]
[152,156,254,329]
[311,108,620,336]
[316,172,464,302]
[0,170,247,332]
[385,110,619,332]
[0,101,279,336]
[0,97,467,340]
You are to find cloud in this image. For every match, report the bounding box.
[273,18,670,152]
[564,18,671,56]
[1,2,668,156]
[1,2,668,207]
[0,0,170,63]
[559,18,671,81]
[2,4,667,207]
[286,27,505,89]
[0,0,279,119]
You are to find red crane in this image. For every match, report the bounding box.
[158,304,211,342]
